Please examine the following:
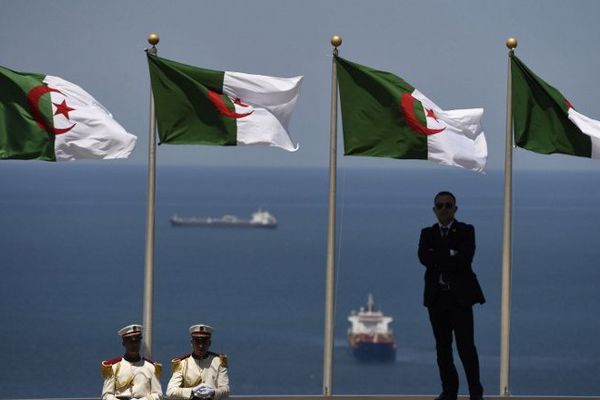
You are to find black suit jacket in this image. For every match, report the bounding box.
[418,220,485,307]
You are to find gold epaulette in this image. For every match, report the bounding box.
[143,358,162,378]
[171,353,191,373]
[154,362,162,378]
[101,363,113,379]
[171,358,182,374]
[100,357,121,379]
[219,353,228,368]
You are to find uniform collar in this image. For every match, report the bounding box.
[123,354,142,363]
[192,352,209,360]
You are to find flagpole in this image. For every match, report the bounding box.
[323,34,342,396]
[142,33,159,359]
[500,36,517,397]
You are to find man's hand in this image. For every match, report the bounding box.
[197,383,215,398]
[192,383,203,397]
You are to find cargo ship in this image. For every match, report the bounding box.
[170,209,277,228]
[347,294,397,362]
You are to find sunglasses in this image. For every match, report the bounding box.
[435,202,454,210]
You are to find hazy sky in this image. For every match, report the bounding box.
[3,0,600,170]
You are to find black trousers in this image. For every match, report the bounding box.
[427,290,483,397]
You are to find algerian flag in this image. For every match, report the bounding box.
[335,56,487,172]
[511,54,600,158]
[147,55,302,152]
[0,65,136,161]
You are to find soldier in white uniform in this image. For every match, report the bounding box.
[166,324,229,400]
[101,324,163,400]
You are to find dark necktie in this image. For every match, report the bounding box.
[441,227,449,238]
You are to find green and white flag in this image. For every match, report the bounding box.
[511,54,600,158]
[0,65,136,161]
[335,56,487,172]
[147,55,302,152]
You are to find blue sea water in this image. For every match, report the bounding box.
[0,164,599,398]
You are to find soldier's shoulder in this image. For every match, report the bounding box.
[143,356,162,365]
[171,353,192,363]
[101,356,122,367]
[143,357,163,378]
[209,351,228,368]
[171,353,191,373]
[100,357,122,378]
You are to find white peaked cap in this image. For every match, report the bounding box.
[118,324,143,338]
[189,324,214,337]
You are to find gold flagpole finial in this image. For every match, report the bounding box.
[506,37,518,50]
[148,33,160,46]
[147,33,159,56]
[331,35,342,48]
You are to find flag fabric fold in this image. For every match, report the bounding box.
[0,65,136,161]
[335,56,487,172]
[511,54,600,158]
[146,55,302,152]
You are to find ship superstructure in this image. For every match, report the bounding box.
[170,209,277,228]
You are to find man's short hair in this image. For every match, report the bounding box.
[434,191,456,204]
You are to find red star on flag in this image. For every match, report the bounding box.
[53,100,76,119]
[426,108,439,122]
[234,98,251,107]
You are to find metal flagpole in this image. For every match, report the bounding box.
[323,34,342,396]
[142,33,159,358]
[500,36,517,397]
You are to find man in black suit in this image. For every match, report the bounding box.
[418,191,485,400]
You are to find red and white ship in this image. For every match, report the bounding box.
[347,294,397,362]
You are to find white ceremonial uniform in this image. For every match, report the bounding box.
[101,357,163,400]
[166,353,229,400]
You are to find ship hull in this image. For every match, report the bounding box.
[349,335,396,362]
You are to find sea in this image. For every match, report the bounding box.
[1,164,599,398]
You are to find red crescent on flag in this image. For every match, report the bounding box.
[27,85,76,135]
[207,90,253,119]
[400,93,445,135]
